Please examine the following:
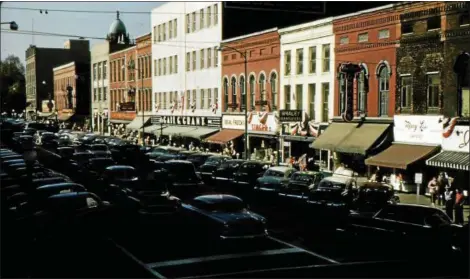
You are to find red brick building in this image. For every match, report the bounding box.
[216,28,280,159]
[135,33,152,113]
[53,61,90,122]
[109,45,136,124]
[333,4,400,119]
[221,28,280,113]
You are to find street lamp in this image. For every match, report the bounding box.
[1,21,18,30]
[217,45,248,160]
[122,63,145,146]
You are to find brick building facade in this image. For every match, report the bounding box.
[53,61,90,121]
[333,4,400,119]
[109,45,137,124]
[135,33,152,113]
[221,28,280,113]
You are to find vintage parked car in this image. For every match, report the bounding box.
[186,153,218,170]
[350,182,400,216]
[232,161,271,197]
[182,194,268,240]
[345,204,461,256]
[198,155,231,184]
[162,160,210,200]
[212,159,245,190]
[146,146,183,159]
[82,158,116,189]
[253,166,296,203]
[33,192,112,239]
[278,171,325,209]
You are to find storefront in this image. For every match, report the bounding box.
[426,123,469,192]
[208,113,280,162]
[365,115,443,193]
[311,121,392,174]
[109,111,136,137]
[150,115,221,148]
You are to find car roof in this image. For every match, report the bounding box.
[166,160,193,164]
[267,166,294,172]
[37,182,83,190]
[294,171,319,176]
[106,165,135,171]
[194,194,243,204]
[322,175,351,184]
[360,182,393,190]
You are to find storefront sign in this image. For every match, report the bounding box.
[414,173,423,184]
[111,111,136,121]
[120,102,135,111]
[442,125,469,152]
[222,113,279,134]
[279,110,302,122]
[393,115,443,145]
[151,115,221,128]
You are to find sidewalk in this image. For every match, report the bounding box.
[397,193,469,224]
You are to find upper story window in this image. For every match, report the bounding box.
[214,4,219,25]
[192,12,196,32]
[200,9,205,29]
[169,20,173,39]
[378,29,390,39]
[207,6,212,27]
[459,12,470,26]
[400,75,413,109]
[322,44,330,72]
[284,50,291,76]
[427,73,440,109]
[339,36,349,45]
[358,32,369,43]
[186,14,190,33]
[296,48,303,75]
[402,22,413,35]
[308,46,316,73]
[103,62,107,79]
[174,19,177,37]
[427,16,441,31]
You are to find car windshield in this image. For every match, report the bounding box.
[318,180,346,189]
[292,173,315,183]
[165,163,196,175]
[205,156,224,164]
[264,169,285,177]
[152,147,169,154]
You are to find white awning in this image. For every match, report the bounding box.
[126,116,151,130]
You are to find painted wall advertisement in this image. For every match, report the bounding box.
[393,115,443,145]
[222,112,279,134]
[442,125,469,153]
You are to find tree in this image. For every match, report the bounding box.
[0,55,26,113]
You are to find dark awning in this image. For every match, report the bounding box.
[205,129,245,144]
[310,123,357,150]
[179,128,219,140]
[365,144,440,169]
[335,124,391,155]
[426,151,469,171]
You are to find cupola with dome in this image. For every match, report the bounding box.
[106,11,130,44]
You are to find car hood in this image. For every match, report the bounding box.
[209,211,265,224]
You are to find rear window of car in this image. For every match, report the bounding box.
[292,173,315,183]
[318,179,346,189]
[264,169,285,178]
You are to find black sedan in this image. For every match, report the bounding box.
[182,194,268,240]
[162,160,210,200]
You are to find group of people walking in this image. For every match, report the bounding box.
[427,172,466,224]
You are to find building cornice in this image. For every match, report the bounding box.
[334,15,399,33]
[333,4,395,22]
[281,31,333,45]
[222,54,280,67]
[53,61,75,72]
[278,17,333,36]
[110,45,136,57]
[336,41,398,53]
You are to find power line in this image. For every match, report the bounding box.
[1,6,219,15]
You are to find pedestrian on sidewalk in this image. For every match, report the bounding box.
[427,177,438,206]
[444,186,454,221]
[454,188,465,225]
[437,172,448,206]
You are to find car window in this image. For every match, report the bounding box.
[195,200,246,212]
[318,179,347,189]
[264,169,285,178]
[292,173,315,184]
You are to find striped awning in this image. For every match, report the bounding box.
[426,151,469,171]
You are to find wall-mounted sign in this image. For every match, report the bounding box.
[111,111,136,121]
[280,110,302,122]
[394,115,443,145]
[442,125,469,152]
[222,113,279,134]
[151,115,221,128]
[120,102,135,112]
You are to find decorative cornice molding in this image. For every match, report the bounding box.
[226,38,279,51]
[279,21,332,36]
[400,2,468,21]
[223,55,280,67]
[444,27,470,40]
[335,41,397,53]
[334,15,399,33]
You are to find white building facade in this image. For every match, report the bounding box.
[91,42,110,135]
[278,18,336,170]
[151,2,223,138]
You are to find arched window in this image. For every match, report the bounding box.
[357,66,368,114]
[223,78,229,111]
[259,73,266,102]
[240,76,245,110]
[231,77,237,108]
[249,75,256,109]
[270,72,277,109]
[378,65,390,116]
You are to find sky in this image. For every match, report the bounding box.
[1,1,164,65]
